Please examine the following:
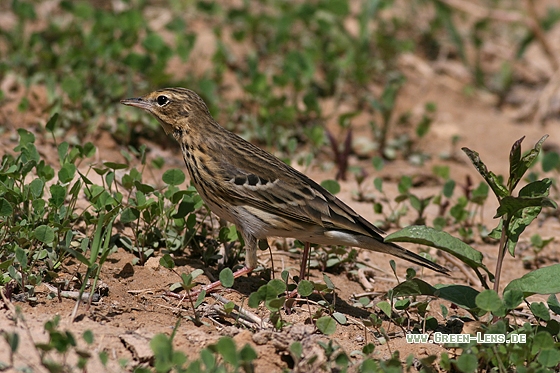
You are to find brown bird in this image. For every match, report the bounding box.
[121,88,448,294]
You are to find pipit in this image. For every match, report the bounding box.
[121,88,449,294]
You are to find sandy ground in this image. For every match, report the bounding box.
[1,3,560,372]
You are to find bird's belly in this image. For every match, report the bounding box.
[225,205,325,240]
[200,200,363,247]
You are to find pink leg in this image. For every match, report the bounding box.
[170,266,254,300]
[201,266,254,294]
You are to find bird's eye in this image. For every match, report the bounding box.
[156,95,169,106]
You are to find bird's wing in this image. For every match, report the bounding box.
[215,149,385,240]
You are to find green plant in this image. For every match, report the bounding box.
[523,233,555,269]
[0,122,95,296]
[35,316,95,372]
[0,0,194,142]
[146,327,257,373]
[463,135,556,292]
[375,135,559,371]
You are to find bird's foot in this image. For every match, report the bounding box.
[165,266,255,302]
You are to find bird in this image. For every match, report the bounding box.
[121,88,449,294]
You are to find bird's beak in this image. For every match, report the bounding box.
[120,97,152,110]
[120,96,173,135]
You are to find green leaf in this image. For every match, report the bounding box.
[195,290,206,308]
[289,342,303,360]
[361,358,379,372]
[0,198,14,217]
[455,353,477,373]
[508,136,524,191]
[162,169,186,186]
[547,294,560,315]
[297,280,314,297]
[320,179,340,194]
[471,182,489,204]
[416,116,431,138]
[498,179,556,256]
[508,135,548,193]
[504,264,560,296]
[239,344,257,362]
[46,113,59,133]
[530,302,551,321]
[372,156,384,171]
[323,274,335,290]
[332,312,347,325]
[64,246,90,267]
[537,349,560,368]
[199,348,215,371]
[248,284,278,308]
[135,181,154,194]
[142,32,167,54]
[150,334,173,370]
[502,289,524,310]
[394,298,410,310]
[376,301,392,317]
[475,290,502,312]
[322,0,349,16]
[385,225,492,278]
[398,176,412,194]
[120,207,140,224]
[495,195,556,218]
[69,179,81,199]
[34,225,55,244]
[58,163,76,183]
[442,179,455,198]
[103,162,128,170]
[38,162,55,181]
[520,178,554,198]
[16,128,35,149]
[215,337,238,366]
[265,296,285,312]
[181,273,194,289]
[219,268,234,288]
[542,151,560,172]
[190,269,204,280]
[15,246,28,269]
[159,254,175,269]
[316,316,337,335]
[268,279,287,295]
[532,331,555,354]
[373,177,383,192]
[82,142,96,158]
[462,147,508,199]
[83,330,94,345]
[516,135,548,183]
[433,284,480,310]
[57,141,70,166]
[4,331,19,353]
[61,75,83,102]
[49,184,66,207]
[392,278,435,297]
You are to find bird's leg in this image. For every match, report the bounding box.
[181,232,259,299]
[170,266,254,302]
[299,241,311,281]
[199,266,254,294]
[286,241,312,300]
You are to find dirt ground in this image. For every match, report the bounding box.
[2,3,560,373]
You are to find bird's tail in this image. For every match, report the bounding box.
[360,235,449,275]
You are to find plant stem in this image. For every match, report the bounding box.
[493,217,510,293]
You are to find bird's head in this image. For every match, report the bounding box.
[120,88,211,136]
